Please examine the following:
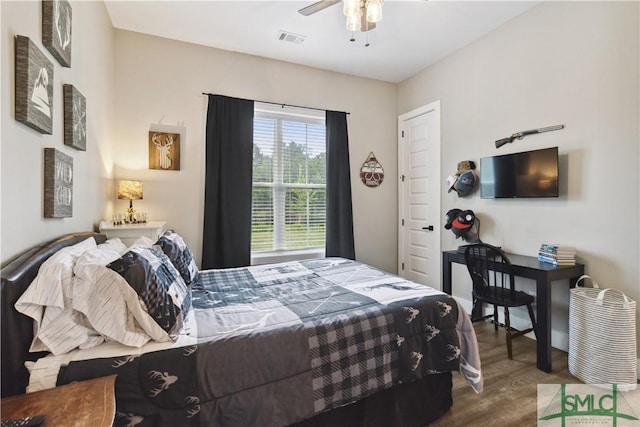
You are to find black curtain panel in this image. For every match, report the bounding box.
[325,110,355,260]
[202,95,255,269]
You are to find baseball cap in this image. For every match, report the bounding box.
[457,160,476,173]
[455,170,478,197]
[451,210,476,239]
[446,173,459,193]
[444,208,462,230]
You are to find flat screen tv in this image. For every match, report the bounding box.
[480,146,559,198]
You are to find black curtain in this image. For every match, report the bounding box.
[202,95,255,269]
[325,110,355,260]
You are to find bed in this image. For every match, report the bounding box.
[1,232,482,427]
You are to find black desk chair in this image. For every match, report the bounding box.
[464,243,537,359]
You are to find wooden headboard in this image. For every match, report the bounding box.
[0,232,106,397]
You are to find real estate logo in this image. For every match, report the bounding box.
[538,384,640,426]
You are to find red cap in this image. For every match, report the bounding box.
[452,217,473,230]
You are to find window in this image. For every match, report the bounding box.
[251,103,326,255]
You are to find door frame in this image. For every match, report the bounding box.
[397,100,442,289]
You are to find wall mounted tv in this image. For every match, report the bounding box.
[480,146,559,199]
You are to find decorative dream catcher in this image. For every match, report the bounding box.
[360,152,384,187]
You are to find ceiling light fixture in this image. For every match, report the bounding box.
[343,0,383,33]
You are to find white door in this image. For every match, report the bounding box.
[398,101,441,288]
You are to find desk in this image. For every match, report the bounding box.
[1,375,116,426]
[442,250,584,372]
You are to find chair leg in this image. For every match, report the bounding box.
[493,304,499,331]
[527,304,537,338]
[504,307,513,359]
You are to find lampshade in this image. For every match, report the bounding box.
[366,0,383,23]
[343,0,360,16]
[346,10,361,32]
[118,180,143,200]
[343,0,383,35]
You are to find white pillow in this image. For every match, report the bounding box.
[97,237,128,255]
[15,237,97,353]
[73,245,123,281]
[128,236,155,250]
[72,261,170,348]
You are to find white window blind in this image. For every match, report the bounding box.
[252,103,326,253]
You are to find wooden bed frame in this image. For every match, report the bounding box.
[1,232,453,426]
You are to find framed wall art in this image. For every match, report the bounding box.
[63,84,86,150]
[15,35,54,134]
[44,148,73,218]
[149,131,181,171]
[42,0,72,67]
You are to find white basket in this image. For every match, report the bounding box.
[568,275,637,390]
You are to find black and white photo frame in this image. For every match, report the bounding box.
[44,148,73,218]
[15,35,54,134]
[42,0,72,67]
[64,84,86,150]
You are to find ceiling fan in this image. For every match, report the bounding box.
[298,0,379,32]
[298,0,342,17]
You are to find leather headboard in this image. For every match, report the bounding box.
[1,232,106,397]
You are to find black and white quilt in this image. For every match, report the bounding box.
[56,258,482,427]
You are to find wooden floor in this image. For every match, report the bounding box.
[430,321,580,427]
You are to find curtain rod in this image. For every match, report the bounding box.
[201,93,349,115]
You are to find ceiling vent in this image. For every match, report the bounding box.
[277,31,306,44]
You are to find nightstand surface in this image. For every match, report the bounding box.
[1,375,116,427]
[99,221,167,246]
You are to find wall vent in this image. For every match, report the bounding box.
[277,31,306,44]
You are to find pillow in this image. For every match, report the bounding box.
[107,246,192,340]
[97,237,128,255]
[73,254,169,348]
[128,236,156,250]
[15,237,98,353]
[155,230,199,286]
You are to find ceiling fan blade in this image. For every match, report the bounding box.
[298,0,341,16]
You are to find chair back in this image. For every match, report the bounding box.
[463,243,515,296]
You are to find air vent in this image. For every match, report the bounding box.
[277,31,306,44]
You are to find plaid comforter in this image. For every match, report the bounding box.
[57,258,482,427]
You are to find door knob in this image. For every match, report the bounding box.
[422,225,434,231]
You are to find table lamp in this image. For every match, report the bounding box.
[117,180,143,223]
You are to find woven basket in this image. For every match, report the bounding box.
[568,275,637,391]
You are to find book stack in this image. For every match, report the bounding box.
[538,244,577,265]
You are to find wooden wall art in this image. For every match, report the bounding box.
[44,148,73,218]
[149,131,180,171]
[42,0,72,67]
[63,84,86,150]
[360,152,384,187]
[15,35,54,134]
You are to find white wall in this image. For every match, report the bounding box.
[398,1,639,354]
[111,31,399,273]
[1,1,116,263]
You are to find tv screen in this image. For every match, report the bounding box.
[480,147,559,198]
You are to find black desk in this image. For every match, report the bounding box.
[442,250,585,372]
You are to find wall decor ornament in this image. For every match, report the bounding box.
[15,35,54,134]
[42,0,72,67]
[63,84,86,150]
[149,131,181,171]
[44,148,73,218]
[360,152,384,187]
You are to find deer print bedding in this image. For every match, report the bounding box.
[55,258,483,427]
